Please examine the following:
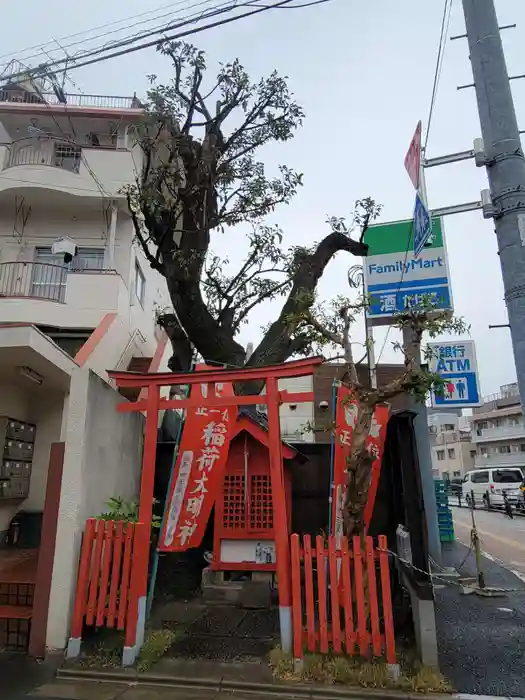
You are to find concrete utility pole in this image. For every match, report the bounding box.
[462,0,525,417]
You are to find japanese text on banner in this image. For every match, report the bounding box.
[159,367,237,552]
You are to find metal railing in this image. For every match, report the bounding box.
[474,452,525,468]
[0,89,140,110]
[0,261,67,302]
[6,140,82,172]
[471,424,525,442]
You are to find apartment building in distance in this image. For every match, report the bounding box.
[471,382,525,471]
[428,411,475,480]
[0,72,172,654]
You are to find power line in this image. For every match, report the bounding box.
[0,0,218,63]
[424,0,453,151]
[3,0,236,68]
[377,1,453,364]
[2,0,244,82]
[3,0,335,84]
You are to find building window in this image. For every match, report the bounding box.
[443,424,455,432]
[437,450,445,461]
[471,470,489,484]
[448,448,456,459]
[134,261,145,306]
[498,445,511,454]
[480,446,489,456]
[453,471,461,477]
[470,450,476,458]
[54,143,82,173]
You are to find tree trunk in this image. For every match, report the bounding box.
[343,400,376,538]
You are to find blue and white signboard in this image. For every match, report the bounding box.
[363,217,453,326]
[413,193,432,258]
[428,339,482,408]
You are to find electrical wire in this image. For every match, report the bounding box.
[0,0,218,63]
[377,2,452,364]
[424,0,453,151]
[3,0,239,68]
[2,0,334,83]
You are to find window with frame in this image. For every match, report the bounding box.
[471,471,489,484]
[437,450,445,461]
[498,445,511,454]
[134,261,145,306]
[448,448,456,459]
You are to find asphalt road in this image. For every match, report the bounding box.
[452,504,525,579]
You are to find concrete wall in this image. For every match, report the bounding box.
[0,147,139,199]
[25,393,65,512]
[46,368,144,650]
[278,376,314,443]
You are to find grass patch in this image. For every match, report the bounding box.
[136,628,181,673]
[268,647,453,693]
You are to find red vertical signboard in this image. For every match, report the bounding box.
[332,385,389,539]
[404,120,422,191]
[159,366,237,552]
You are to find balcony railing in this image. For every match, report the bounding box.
[0,89,140,110]
[0,262,67,302]
[6,140,82,173]
[474,452,525,468]
[471,424,525,442]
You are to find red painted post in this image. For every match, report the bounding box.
[340,537,354,654]
[303,535,316,653]
[316,535,329,654]
[107,521,124,628]
[266,376,292,653]
[328,536,342,653]
[378,535,396,664]
[86,520,105,625]
[96,521,114,626]
[70,518,96,639]
[118,523,134,630]
[365,537,381,657]
[290,534,303,661]
[124,384,160,656]
[353,535,368,657]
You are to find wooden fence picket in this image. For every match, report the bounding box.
[290,533,396,663]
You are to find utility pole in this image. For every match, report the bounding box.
[462,0,525,418]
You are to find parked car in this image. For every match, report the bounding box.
[462,467,524,507]
[448,478,463,496]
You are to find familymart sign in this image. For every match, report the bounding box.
[363,217,453,325]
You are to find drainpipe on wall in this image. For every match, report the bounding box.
[106,202,118,269]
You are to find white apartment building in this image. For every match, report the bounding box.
[428,412,475,479]
[0,76,173,653]
[471,382,525,471]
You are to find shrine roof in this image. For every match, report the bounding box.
[234,406,305,462]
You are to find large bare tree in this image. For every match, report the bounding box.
[129,41,374,375]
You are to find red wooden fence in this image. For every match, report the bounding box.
[70,518,145,640]
[290,534,396,663]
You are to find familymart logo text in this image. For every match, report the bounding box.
[368,257,444,275]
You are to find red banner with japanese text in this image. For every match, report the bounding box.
[332,385,389,543]
[159,365,237,552]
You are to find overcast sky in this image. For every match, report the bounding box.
[3,0,525,397]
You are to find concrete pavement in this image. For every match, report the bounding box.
[436,540,525,696]
[452,504,525,580]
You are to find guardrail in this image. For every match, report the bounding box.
[0,261,66,302]
[0,90,139,110]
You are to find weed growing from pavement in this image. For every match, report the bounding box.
[268,647,454,693]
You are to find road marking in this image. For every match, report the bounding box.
[497,607,513,612]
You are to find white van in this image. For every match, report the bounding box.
[462,467,524,507]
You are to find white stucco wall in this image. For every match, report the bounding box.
[24,393,65,512]
[46,368,144,651]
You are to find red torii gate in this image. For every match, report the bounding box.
[107,356,323,661]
